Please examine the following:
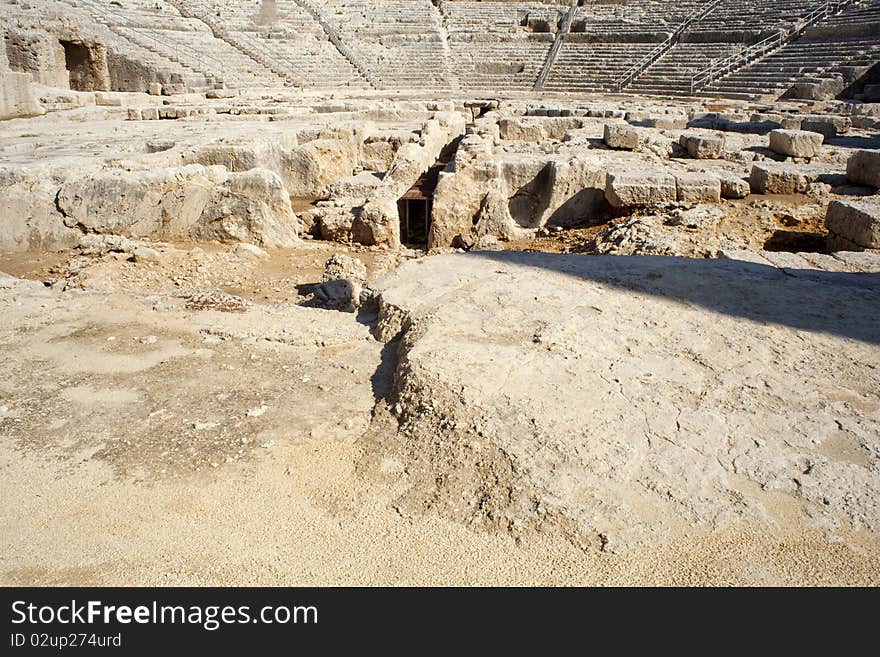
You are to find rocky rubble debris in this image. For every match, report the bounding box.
[183,290,250,313]
[310,253,368,313]
[145,140,175,154]
[68,234,187,272]
[323,253,367,286]
[232,243,270,260]
[720,176,751,199]
[593,206,725,257]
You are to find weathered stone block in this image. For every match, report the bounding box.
[498,117,582,142]
[206,88,236,99]
[646,115,688,130]
[162,83,186,95]
[846,149,880,188]
[94,92,122,107]
[603,123,639,150]
[498,117,544,141]
[0,71,44,120]
[605,172,677,208]
[826,197,880,250]
[800,116,850,140]
[750,163,811,194]
[319,211,355,242]
[675,173,721,205]
[720,176,750,199]
[768,129,824,158]
[328,171,383,199]
[679,133,724,159]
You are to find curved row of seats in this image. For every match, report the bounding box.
[52,0,880,98]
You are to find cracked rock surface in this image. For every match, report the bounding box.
[372,252,880,552]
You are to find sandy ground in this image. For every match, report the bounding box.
[3,439,878,586]
[1,249,878,586]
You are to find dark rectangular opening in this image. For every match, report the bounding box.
[398,198,432,246]
[60,40,102,91]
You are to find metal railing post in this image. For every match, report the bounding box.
[687,0,856,94]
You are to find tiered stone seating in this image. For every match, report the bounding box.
[540,0,708,93]
[442,1,560,89]
[452,36,554,90]
[627,42,746,95]
[321,0,450,88]
[687,0,819,38]
[57,0,207,86]
[703,0,880,99]
[571,0,705,36]
[819,0,880,26]
[69,0,286,88]
[187,0,368,88]
[543,40,658,92]
[705,34,880,98]
[27,0,880,97]
[442,1,564,34]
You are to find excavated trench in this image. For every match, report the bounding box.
[399,139,463,246]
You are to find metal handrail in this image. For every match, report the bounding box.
[560,0,579,34]
[616,34,674,92]
[533,0,579,90]
[689,0,859,93]
[291,0,378,88]
[168,0,304,85]
[616,0,723,92]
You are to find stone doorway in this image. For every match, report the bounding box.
[60,40,108,91]
[398,198,432,246]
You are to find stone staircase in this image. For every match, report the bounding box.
[430,0,461,91]
[533,0,578,90]
[165,0,302,87]
[543,41,659,93]
[686,0,822,39]
[62,0,213,88]
[292,0,377,88]
[569,0,707,37]
[317,0,460,90]
[442,1,559,90]
[705,34,880,98]
[627,42,747,96]
[701,0,880,98]
[616,0,724,93]
[216,0,369,89]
